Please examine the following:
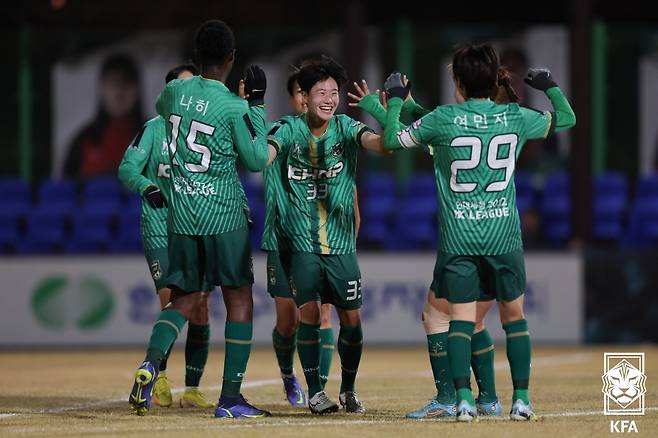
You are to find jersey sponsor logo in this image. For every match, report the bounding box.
[157,164,171,178]
[288,162,344,181]
[453,197,510,221]
[172,176,217,196]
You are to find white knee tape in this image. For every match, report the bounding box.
[422,301,450,334]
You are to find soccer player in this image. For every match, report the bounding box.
[352,72,520,418]
[267,56,387,415]
[128,19,272,418]
[262,65,358,407]
[118,63,216,410]
[382,44,576,421]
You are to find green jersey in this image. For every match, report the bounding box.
[390,98,555,255]
[261,115,297,252]
[117,116,170,249]
[268,114,371,255]
[155,76,269,235]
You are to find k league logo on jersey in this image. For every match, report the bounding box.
[602,352,646,416]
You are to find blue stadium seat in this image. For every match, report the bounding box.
[36,179,76,217]
[543,172,569,194]
[241,176,263,201]
[540,193,571,243]
[109,215,142,253]
[17,208,68,253]
[386,198,438,250]
[0,211,20,253]
[361,173,395,197]
[0,177,31,217]
[82,176,123,217]
[624,198,658,247]
[514,171,535,214]
[592,172,628,241]
[635,174,658,200]
[65,207,113,253]
[403,172,436,199]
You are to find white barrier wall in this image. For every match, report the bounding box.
[0,253,583,346]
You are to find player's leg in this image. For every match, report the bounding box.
[406,290,456,418]
[487,250,536,421]
[153,286,174,408]
[440,252,480,422]
[180,291,215,409]
[210,227,270,418]
[319,304,334,389]
[267,251,306,407]
[291,252,337,414]
[327,253,365,414]
[129,237,200,415]
[472,299,501,416]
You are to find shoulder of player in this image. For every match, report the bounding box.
[144,116,164,129]
[268,114,299,135]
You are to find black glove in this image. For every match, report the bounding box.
[143,185,167,209]
[384,72,410,100]
[244,65,267,106]
[523,68,558,91]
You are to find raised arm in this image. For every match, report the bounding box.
[233,65,270,172]
[524,68,576,133]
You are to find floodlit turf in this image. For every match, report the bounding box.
[0,345,656,437]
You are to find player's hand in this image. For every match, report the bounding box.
[384,72,410,100]
[347,79,380,107]
[143,185,167,209]
[523,68,558,91]
[238,79,246,99]
[244,65,266,106]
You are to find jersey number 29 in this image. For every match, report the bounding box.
[168,114,215,173]
[450,133,518,193]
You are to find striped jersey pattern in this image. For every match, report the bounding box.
[268,114,369,255]
[397,99,553,255]
[156,76,256,235]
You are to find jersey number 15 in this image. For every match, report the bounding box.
[168,114,215,173]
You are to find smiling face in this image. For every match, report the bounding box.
[303,77,339,123]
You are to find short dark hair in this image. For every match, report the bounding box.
[165,62,199,84]
[452,44,499,99]
[296,55,348,93]
[100,53,139,82]
[286,55,328,96]
[194,20,235,67]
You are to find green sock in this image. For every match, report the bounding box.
[471,329,497,403]
[319,327,334,388]
[159,344,172,372]
[337,324,363,393]
[272,328,296,376]
[297,322,322,397]
[185,323,209,387]
[503,319,531,404]
[427,332,455,404]
[448,320,476,405]
[144,309,187,368]
[221,321,253,399]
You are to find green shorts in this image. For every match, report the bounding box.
[289,252,362,310]
[167,227,254,294]
[266,250,293,298]
[144,246,170,290]
[433,249,526,304]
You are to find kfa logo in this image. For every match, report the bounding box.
[150,260,162,281]
[602,352,646,433]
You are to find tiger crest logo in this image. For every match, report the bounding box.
[602,353,646,415]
